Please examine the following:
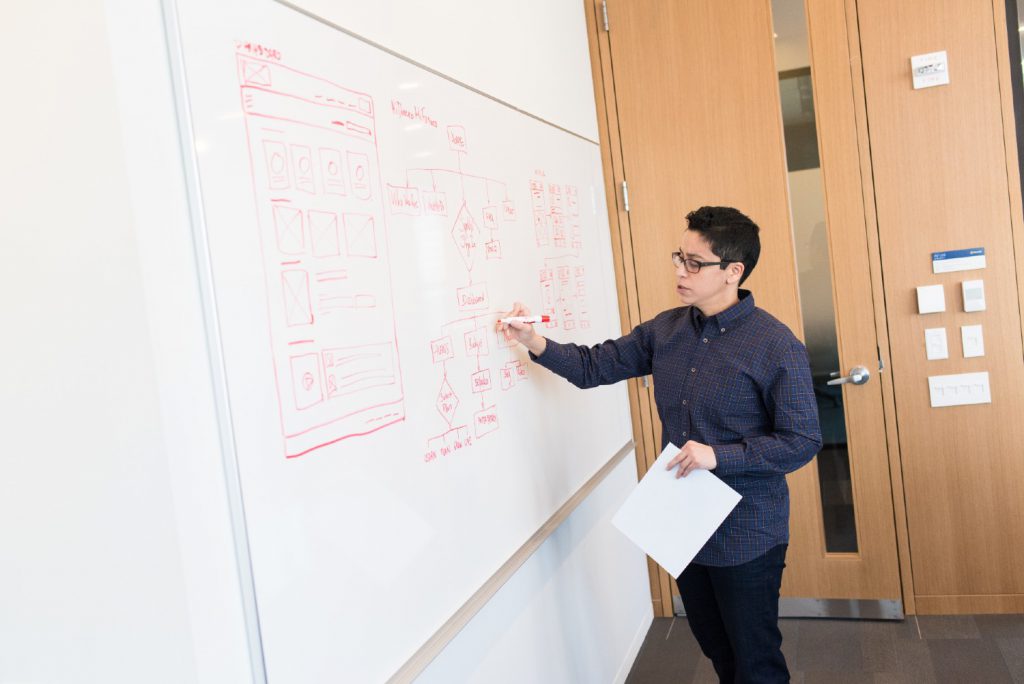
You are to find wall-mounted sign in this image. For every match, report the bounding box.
[911,50,950,89]
[932,247,985,274]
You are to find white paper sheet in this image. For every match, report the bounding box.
[611,443,741,578]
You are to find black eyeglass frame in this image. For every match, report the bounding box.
[670,251,737,274]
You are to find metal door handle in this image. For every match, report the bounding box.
[827,365,871,386]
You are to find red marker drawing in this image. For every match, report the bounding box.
[499,315,551,324]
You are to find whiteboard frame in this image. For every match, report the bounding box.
[161,2,633,681]
[161,1,269,681]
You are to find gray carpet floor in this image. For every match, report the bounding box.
[626,615,1024,683]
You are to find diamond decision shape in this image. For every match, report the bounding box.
[451,202,481,270]
[436,377,460,426]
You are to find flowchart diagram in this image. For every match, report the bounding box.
[383,123,594,462]
[235,49,595,460]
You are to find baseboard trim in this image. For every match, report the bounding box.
[915,593,1024,614]
[614,605,655,684]
[674,597,904,620]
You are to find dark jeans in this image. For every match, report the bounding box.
[675,544,789,683]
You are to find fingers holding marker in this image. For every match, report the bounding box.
[497,302,552,334]
[500,314,550,326]
[495,303,551,357]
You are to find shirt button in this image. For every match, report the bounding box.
[691,367,696,373]
[720,328,726,333]
[682,399,688,405]
[682,431,688,437]
[702,338,709,344]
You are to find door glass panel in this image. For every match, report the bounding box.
[1016,1,1024,86]
[772,0,858,553]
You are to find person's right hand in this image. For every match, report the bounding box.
[496,301,547,356]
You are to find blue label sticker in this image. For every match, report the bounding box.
[932,248,985,261]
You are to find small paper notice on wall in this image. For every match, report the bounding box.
[932,247,985,274]
[911,51,950,89]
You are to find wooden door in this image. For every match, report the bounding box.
[588,0,903,614]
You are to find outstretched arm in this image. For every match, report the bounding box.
[496,301,654,388]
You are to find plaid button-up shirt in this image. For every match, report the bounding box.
[532,290,821,567]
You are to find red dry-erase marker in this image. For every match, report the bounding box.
[500,315,551,324]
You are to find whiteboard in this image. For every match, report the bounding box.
[169,1,632,680]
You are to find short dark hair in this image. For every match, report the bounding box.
[684,206,761,285]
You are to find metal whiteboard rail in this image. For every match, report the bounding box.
[160,1,269,681]
[389,439,636,684]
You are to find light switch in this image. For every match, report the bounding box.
[917,284,945,314]
[924,327,948,360]
[962,279,986,312]
[911,50,950,89]
[961,324,985,358]
[928,371,991,407]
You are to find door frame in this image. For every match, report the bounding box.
[583,0,676,617]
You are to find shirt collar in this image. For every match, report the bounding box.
[689,289,755,331]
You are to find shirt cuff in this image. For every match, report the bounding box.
[529,338,560,368]
[713,443,745,476]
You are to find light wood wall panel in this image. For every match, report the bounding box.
[857,0,1024,608]
[603,0,802,333]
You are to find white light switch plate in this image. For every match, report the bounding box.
[961,324,985,358]
[925,327,948,360]
[962,279,986,312]
[917,284,946,314]
[928,371,991,407]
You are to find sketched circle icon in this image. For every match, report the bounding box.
[271,153,286,173]
[299,157,311,172]
[302,372,315,391]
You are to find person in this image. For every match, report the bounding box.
[497,205,821,683]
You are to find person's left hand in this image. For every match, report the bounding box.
[666,440,717,478]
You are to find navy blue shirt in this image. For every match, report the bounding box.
[532,290,821,567]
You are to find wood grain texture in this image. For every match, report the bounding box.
[857,0,1024,604]
[603,0,802,332]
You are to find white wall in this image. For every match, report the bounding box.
[1,2,255,683]
[0,1,650,682]
[0,3,237,683]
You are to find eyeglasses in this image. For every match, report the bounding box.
[671,251,736,274]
